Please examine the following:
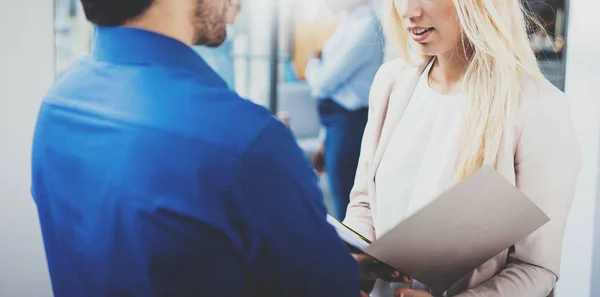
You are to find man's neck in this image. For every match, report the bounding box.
[123,2,194,46]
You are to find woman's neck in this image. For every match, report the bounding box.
[428,47,472,95]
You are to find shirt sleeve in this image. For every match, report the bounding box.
[305,20,381,99]
[450,261,556,297]
[235,118,361,297]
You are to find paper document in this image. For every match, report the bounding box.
[326,215,371,250]
[328,166,550,293]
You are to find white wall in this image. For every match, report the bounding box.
[0,0,54,296]
[556,0,600,296]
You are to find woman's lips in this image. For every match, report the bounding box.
[410,27,434,43]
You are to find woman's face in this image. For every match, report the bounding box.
[394,0,463,56]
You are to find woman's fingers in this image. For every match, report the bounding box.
[394,288,433,297]
[352,253,377,265]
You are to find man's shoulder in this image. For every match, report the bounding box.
[165,85,282,159]
[48,60,283,162]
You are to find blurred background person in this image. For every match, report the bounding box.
[305,0,383,221]
[194,0,241,89]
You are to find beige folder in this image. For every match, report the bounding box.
[351,166,549,292]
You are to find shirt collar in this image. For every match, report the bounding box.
[91,26,228,89]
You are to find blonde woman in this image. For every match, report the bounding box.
[344,0,582,296]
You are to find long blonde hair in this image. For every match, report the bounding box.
[383,0,545,181]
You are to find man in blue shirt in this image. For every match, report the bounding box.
[305,0,383,221]
[31,0,360,296]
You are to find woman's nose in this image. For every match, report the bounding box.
[396,0,423,20]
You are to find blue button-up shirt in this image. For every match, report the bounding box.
[305,4,384,111]
[32,26,358,297]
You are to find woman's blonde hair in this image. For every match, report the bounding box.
[383,0,545,181]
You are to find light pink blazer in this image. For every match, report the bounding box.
[343,58,582,296]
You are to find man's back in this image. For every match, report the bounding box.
[32,27,358,297]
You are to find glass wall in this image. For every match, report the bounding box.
[526,0,569,90]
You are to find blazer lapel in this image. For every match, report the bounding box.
[370,61,431,178]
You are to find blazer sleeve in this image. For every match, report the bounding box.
[342,60,401,241]
[453,82,582,296]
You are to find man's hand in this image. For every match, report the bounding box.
[306,50,322,61]
[360,291,370,297]
[276,111,290,129]
[353,253,411,284]
[312,143,325,174]
[393,288,434,297]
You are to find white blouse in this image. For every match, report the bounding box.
[372,60,464,296]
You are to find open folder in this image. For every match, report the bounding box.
[327,166,550,293]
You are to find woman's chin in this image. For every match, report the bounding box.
[415,44,438,57]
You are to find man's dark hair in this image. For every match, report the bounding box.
[80,0,155,26]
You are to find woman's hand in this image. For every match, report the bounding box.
[306,50,322,61]
[393,288,434,297]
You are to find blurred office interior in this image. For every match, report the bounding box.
[2,0,600,296]
[51,0,571,211]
